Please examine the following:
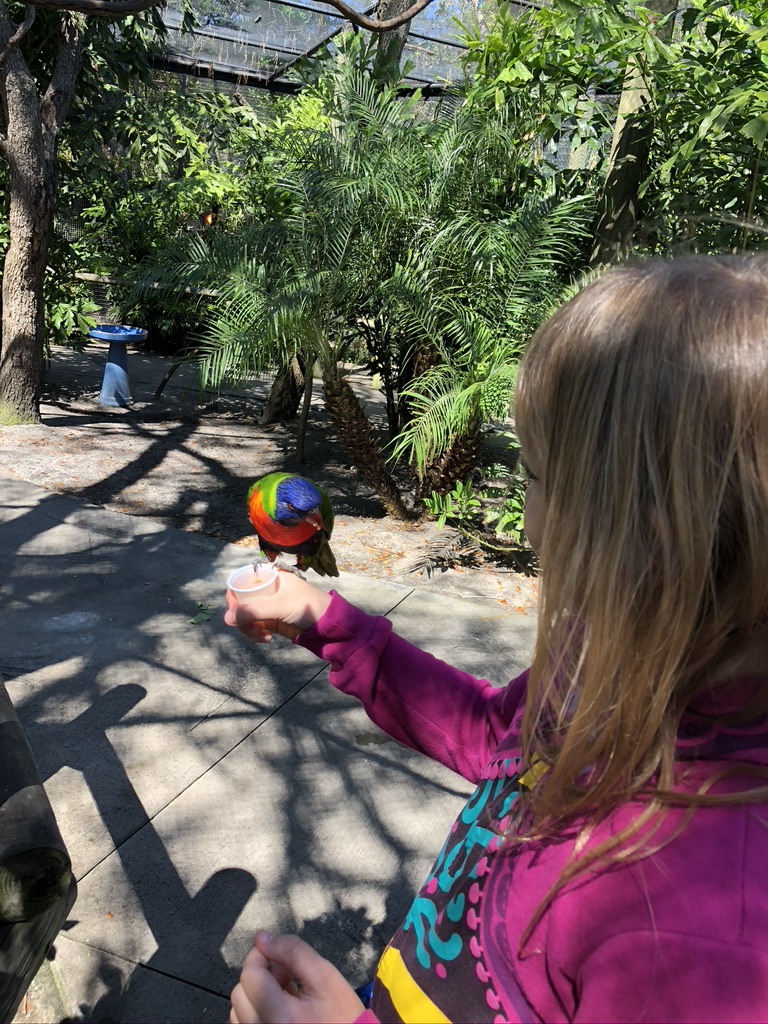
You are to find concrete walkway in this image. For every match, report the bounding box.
[1,477,537,1022]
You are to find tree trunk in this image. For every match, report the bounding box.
[295,354,313,464]
[397,343,439,431]
[374,0,413,81]
[258,355,305,425]
[590,1,676,267]
[416,427,482,502]
[590,60,650,267]
[355,317,400,439]
[0,72,49,422]
[381,356,399,440]
[0,11,86,424]
[322,362,415,521]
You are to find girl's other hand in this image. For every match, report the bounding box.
[230,932,365,1024]
[223,570,332,643]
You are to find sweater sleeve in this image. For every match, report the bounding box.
[294,591,528,782]
[575,931,768,1022]
[352,1011,379,1024]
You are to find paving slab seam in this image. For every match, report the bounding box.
[186,660,330,734]
[297,728,472,799]
[57,935,230,1002]
[72,662,332,888]
[379,587,418,617]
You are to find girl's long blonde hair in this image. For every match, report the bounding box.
[514,256,768,846]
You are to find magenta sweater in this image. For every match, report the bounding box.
[297,593,768,1023]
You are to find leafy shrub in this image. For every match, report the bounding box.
[423,431,533,558]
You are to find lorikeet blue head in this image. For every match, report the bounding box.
[273,475,323,529]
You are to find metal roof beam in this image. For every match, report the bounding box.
[149,51,448,96]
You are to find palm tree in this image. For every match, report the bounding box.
[387,194,593,496]
[137,64,423,518]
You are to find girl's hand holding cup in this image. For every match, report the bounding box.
[224,566,332,643]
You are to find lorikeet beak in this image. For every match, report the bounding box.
[305,512,323,531]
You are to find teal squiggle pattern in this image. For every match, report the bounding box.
[403,898,463,968]
[403,762,521,971]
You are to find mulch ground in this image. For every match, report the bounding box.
[0,345,539,614]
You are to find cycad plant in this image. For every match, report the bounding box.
[387,193,593,497]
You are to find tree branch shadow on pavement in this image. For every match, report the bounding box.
[60,410,383,541]
[1,485,475,1022]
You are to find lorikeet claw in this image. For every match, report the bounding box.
[252,552,272,573]
[273,555,306,581]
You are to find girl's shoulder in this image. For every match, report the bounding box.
[504,796,768,1020]
[548,787,768,960]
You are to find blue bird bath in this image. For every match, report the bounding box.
[90,325,148,408]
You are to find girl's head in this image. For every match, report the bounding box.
[515,255,768,825]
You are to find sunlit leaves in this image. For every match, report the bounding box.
[461,0,768,254]
[388,194,593,475]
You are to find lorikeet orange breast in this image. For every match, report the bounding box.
[246,472,339,577]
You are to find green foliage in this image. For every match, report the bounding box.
[458,1,622,170]
[60,79,270,273]
[389,192,592,475]
[190,602,211,624]
[0,3,164,141]
[284,29,412,102]
[423,449,530,552]
[43,228,102,348]
[126,33,593,508]
[136,46,433,390]
[424,480,481,527]
[46,286,100,348]
[478,455,528,548]
[639,0,768,252]
[51,58,277,351]
[460,0,768,255]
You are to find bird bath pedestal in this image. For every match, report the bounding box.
[90,325,148,407]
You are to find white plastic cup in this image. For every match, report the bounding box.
[226,563,279,603]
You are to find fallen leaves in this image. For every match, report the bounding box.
[190,603,211,624]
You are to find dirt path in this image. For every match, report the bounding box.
[0,344,539,614]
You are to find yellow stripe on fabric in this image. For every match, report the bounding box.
[375,945,451,1024]
[519,753,548,791]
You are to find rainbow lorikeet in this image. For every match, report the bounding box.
[246,472,339,577]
